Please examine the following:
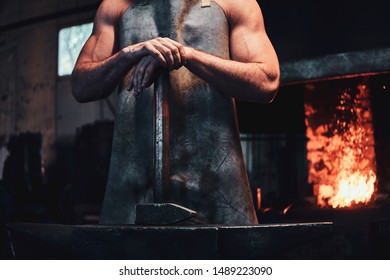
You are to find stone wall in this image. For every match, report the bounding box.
[0,0,102,175]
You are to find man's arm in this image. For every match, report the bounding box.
[184,0,280,103]
[71,0,186,103]
[71,0,131,102]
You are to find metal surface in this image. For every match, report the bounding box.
[218,222,333,259]
[280,47,390,85]
[7,222,336,260]
[153,72,170,202]
[72,224,218,260]
[135,203,197,225]
[6,223,72,259]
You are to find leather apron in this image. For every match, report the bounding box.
[100,0,258,225]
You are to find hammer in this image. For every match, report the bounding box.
[135,71,197,225]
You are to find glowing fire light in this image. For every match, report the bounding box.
[305,83,377,208]
[320,169,376,208]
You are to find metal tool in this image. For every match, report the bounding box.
[135,71,197,225]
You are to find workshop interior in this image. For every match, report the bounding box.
[0,0,390,259]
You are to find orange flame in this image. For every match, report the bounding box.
[306,83,377,208]
[316,123,377,208]
[319,170,376,208]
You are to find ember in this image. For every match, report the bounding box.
[305,82,377,208]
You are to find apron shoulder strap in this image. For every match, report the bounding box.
[201,0,211,8]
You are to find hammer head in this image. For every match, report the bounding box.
[135,203,197,225]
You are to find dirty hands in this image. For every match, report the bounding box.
[127,37,187,94]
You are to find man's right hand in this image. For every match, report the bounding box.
[126,37,188,95]
[128,37,187,72]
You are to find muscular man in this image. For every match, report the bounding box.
[72,0,280,224]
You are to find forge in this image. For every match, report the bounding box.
[248,47,390,259]
[283,47,390,210]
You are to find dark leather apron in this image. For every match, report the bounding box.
[100,0,258,224]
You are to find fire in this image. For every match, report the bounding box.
[305,82,377,208]
[319,169,376,208]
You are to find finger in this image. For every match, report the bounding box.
[178,45,187,65]
[128,75,134,92]
[127,68,135,91]
[170,48,181,70]
[132,61,142,95]
[142,58,159,88]
[154,43,175,71]
[143,43,167,67]
[156,39,182,70]
[135,57,152,95]
[161,38,187,67]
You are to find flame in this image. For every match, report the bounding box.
[319,169,376,208]
[316,122,377,208]
[306,83,377,208]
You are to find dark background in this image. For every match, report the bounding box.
[259,0,390,62]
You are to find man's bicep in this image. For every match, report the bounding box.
[75,2,118,64]
[229,24,269,62]
[79,23,117,62]
[227,1,277,65]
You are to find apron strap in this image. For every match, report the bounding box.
[201,0,211,8]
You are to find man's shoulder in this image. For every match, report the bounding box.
[213,0,259,14]
[98,0,133,21]
[214,0,259,10]
[214,0,261,20]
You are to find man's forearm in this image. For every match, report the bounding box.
[71,48,140,103]
[72,37,187,102]
[184,47,280,103]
